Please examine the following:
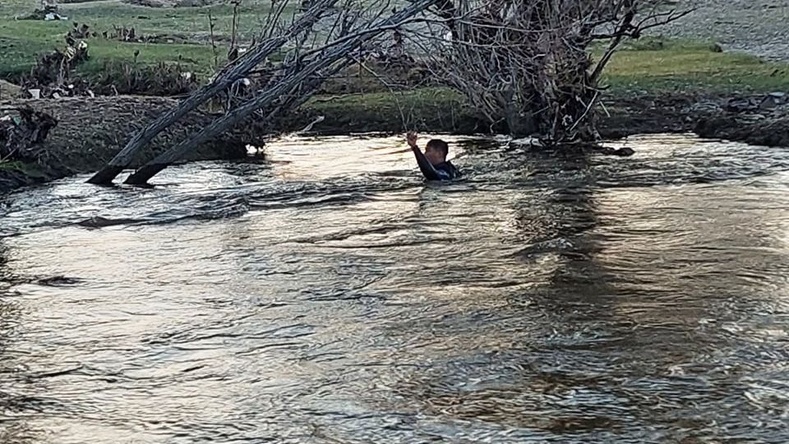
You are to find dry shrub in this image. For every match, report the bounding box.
[90,61,199,96]
[0,107,58,163]
[23,44,90,91]
[423,0,690,142]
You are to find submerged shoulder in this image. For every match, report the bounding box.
[436,161,461,179]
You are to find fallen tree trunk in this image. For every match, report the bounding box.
[123,65,345,184]
[124,0,437,185]
[86,0,338,185]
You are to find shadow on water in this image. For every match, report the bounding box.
[1,240,39,444]
[1,134,788,443]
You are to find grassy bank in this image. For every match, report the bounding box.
[1,0,788,93]
[0,0,291,80]
[604,39,789,95]
[299,38,789,134]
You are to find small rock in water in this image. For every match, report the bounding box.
[613,147,635,156]
[595,146,634,156]
[36,276,82,286]
[76,216,140,228]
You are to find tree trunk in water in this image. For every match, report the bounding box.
[86,0,337,185]
[124,63,347,185]
[124,0,438,185]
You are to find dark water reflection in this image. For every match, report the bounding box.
[1,134,788,443]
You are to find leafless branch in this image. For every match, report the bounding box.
[412,0,693,142]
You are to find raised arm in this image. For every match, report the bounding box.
[406,132,441,181]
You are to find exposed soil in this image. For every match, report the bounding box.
[1,96,251,193]
[600,92,789,147]
[293,91,789,145]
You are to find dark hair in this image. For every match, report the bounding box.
[425,139,449,156]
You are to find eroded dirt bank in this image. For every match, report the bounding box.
[1,96,253,192]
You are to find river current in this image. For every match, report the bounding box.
[1,134,788,443]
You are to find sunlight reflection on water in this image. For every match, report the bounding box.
[1,133,788,443]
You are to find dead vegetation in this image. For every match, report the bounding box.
[414,0,692,143]
[22,39,90,98]
[6,18,201,99]
[92,61,199,96]
[0,96,251,176]
[102,25,197,44]
[0,106,58,163]
[17,2,63,21]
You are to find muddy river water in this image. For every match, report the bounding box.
[1,134,788,443]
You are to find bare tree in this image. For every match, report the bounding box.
[87,0,339,185]
[125,0,446,184]
[412,0,691,144]
[90,0,441,185]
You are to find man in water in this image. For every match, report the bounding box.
[406,132,460,181]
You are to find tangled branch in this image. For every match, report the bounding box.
[413,0,692,143]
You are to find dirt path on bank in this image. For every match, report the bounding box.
[61,0,123,8]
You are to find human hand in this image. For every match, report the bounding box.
[406,131,418,148]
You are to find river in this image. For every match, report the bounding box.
[1,133,788,443]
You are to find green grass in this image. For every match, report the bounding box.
[0,2,787,96]
[54,1,291,39]
[0,0,287,37]
[0,32,218,79]
[0,160,22,171]
[0,160,32,173]
[308,87,465,115]
[0,0,290,79]
[601,39,789,94]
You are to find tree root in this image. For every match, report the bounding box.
[0,107,58,163]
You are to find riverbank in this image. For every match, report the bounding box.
[0,96,250,193]
[2,89,789,195]
[2,0,789,194]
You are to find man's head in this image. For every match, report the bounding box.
[424,139,449,165]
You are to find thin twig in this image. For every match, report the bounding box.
[208,11,219,69]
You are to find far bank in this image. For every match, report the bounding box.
[2,89,789,195]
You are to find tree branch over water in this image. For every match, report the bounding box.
[89,0,445,185]
[121,0,440,185]
[89,0,691,185]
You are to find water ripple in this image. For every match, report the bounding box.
[1,133,789,443]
